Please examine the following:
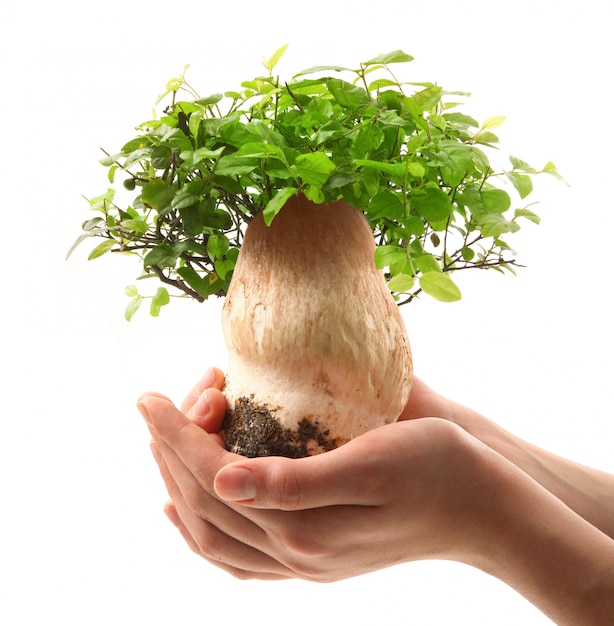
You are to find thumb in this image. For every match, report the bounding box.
[213,436,385,510]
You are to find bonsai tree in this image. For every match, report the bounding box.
[70,47,561,457]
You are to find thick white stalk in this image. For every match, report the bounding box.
[221,194,413,457]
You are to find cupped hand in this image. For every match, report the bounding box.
[138,380,501,582]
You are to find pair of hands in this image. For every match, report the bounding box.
[138,369,508,582]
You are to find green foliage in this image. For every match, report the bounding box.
[71,47,563,316]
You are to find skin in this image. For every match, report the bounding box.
[138,368,614,625]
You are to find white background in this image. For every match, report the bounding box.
[1,1,612,624]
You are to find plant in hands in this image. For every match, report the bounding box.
[72,47,561,456]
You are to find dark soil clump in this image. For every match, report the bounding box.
[222,396,339,458]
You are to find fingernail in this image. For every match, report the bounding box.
[137,400,152,424]
[191,388,214,421]
[194,368,216,396]
[215,467,257,502]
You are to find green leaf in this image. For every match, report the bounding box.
[153,286,170,306]
[473,130,499,146]
[326,78,370,111]
[431,140,474,187]
[354,159,407,179]
[478,214,520,238]
[482,189,511,213]
[407,162,425,178]
[263,187,297,226]
[214,258,235,280]
[124,285,139,297]
[151,145,173,170]
[124,295,143,322]
[402,216,426,237]
[368,190,404,220]
[99,152,121,167]
[119,218,149,234]
[82,217,104,231]
[149,300,162,317]
[172,239,207,258]
[388,273,415,292]
[207,234,230,261]
[180,146,225,165]
[176,266,215,299]
[121,136,151,153]
[215,154,259,177]
[66,233,90,260]
[87,239,116,260]
[411,187,453,223]
[460,247,475,261]
[156,64,190,104]
[143,243,177,268]
[195,93,223,107]
[464,187,511,217]
[142,179,176,212]
[293,152,335,186]
[202,209,233,230]
[368,78,399,91]
[481,115,506,130]
[350,124,385,159]
[506,171,533,199]
[364,50,414,65]
[262,44,289,72]
[374,245,406,269]
[420,272,462,302]
[179,204,205,236]
[410,86,443,113]
[509,155,536,172]
[89,188,115,212]
[171,194,199,210]
[514,207,541,224]
[302,184,325,204]
[543,160,568,183]
[414,254,441,274]
[235,141,282,159]
[293,64,354,78]
[443,112,480,128]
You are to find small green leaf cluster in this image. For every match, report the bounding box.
[71,48,563,316]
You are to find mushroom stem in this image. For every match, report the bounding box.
[221,194,413,457]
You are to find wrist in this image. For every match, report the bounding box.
[471,446,614,625]
[462,407,614,541]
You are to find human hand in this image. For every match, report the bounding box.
[162,367,614,542]
[138,387,501,582]
[139,370,614,625]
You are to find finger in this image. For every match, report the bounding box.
[186,388,227,433]
[181,368,226,415]
[163,499,201,553]
[148,422,265,548]
[151,433,256,541]
[153,444,293,579]
[138,393,232,494]
[142,398,287,558]
[165,500,291,580]
[213,427,397,510]
[398,376,452,421]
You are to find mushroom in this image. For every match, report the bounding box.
[221,193,412,457]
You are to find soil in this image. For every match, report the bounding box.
[221,396,339,458]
